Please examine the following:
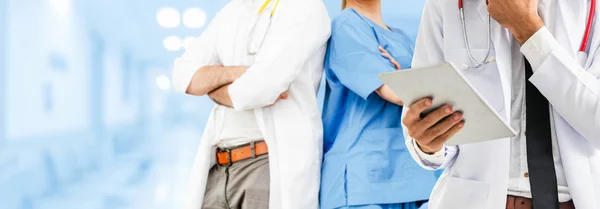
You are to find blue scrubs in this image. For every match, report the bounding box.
[320,9,438,209]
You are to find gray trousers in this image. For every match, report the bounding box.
[202,154,270,209]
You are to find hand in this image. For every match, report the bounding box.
[270,91,289,106]
[488,0,544,44]
[379,46,401,70]
[278,91,289,100]
[402,98,465,154]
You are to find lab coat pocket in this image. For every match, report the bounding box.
[444,48,505,115]
[432,176,489,209]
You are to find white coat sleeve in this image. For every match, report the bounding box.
[171,11,222,93]
[522,27,600,149]
[227,1,331,111]
[406,0,459,169]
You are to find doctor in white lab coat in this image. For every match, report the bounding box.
[402,0,600,208]
[171,0,330,208]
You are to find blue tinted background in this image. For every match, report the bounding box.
[0,0,425,208]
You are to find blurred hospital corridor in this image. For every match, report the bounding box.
[0,0,426,208]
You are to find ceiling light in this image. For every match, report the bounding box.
[157,7,181,28]
[49,0,70,16]
[155,75,172,90]
[183,37,196,50]
[182,8,206,28]
[163,36,182,51]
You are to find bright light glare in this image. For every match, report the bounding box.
[163,36,182,51]
[50,0,71,16]
[157,7,181,28]
[154,183,170,203]
[183,37,196,50]
[182,8,206,28]
[155,75,172,90]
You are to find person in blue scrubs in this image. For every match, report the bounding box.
[320,1,438,209]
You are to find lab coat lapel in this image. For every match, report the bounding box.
[490,22,512,119]
[554,117,597,209]
[555,0,587,57]
[478,0,512,119]
[476,0,488,24]
[553,1,598,208]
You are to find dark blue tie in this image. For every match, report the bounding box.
[524,57,559,209]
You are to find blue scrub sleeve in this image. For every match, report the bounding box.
[328,21,397,100]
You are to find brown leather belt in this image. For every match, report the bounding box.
[216,141,268,165]
[506,195,575,209]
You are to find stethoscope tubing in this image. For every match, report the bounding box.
[458,0,596,60]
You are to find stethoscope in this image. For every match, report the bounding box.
[458,0,596,67]
[247,0,281,56]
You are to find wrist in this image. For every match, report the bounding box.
[416,142,442,155]
[224,66,246,83]
[510,16,544,45]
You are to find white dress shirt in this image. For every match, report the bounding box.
[212,107,263,148]
[414,0,572,202]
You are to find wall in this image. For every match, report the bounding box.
[102,47,140,128]
[0,0,7,146]
[6,0,92,140]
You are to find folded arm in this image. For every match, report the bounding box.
[376,47,404,105]
[328,23,406,104]
[522,27,600,149]
[376,84,404,106]
[208,84,289,108]
[227,2,331,110]
[208,85,233,107]
[186,66,246,96]
[172,10,225,94]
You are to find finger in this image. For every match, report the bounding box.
[380,50,392,60]
[421,112,463,141]
[429,121,465,148]
[418,105,455,130]
[378,48,401,70]
[378,47,391,57]
[403,98,433,125]
[410,107,456,144]
[280,91,289,99]
[392,60,401,70]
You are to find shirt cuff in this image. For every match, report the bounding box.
[412,139,445,166]
[520,26,559,72]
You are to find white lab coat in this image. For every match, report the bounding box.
[171,0,331,209]
[406,0,600,209]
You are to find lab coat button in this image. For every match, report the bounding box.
[524,172,529,178]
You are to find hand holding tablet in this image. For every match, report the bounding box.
[378,62,517,149]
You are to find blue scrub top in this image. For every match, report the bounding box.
[320,9,438,209]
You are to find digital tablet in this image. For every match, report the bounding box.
[378,62,517,145]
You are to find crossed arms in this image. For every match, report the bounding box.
[185,65,287,107]
[184,65,245,107]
